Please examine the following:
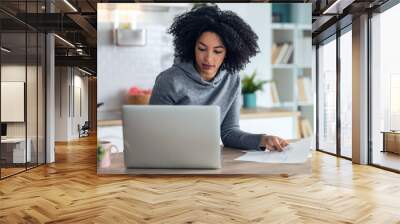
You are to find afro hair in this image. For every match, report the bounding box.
[168,5,259,74]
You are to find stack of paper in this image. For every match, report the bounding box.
[235,138,312,164]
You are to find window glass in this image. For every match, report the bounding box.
[340,30,352,158]
[318,37,337,154]
[371,4,400,171]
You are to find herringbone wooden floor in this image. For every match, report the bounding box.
[1,135,400,224]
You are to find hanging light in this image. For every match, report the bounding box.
[54,34,75,48]
[1,47,11,53]
[63,0,78,12]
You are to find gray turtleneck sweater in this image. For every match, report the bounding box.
[149,61,263,150]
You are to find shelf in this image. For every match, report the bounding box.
[298,65,312,69]
[269,102,314,108]
[271,23,311,30]
[272,64,296,69]
[297,24,312,30]
[271,64,312,69]
[269,9,314,129]
[298,103,314,107]
[240,107,300,119]
[271,23,296,30]
[270,102,297,108]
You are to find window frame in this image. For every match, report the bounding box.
[0,1,48,180]
[314,0,400,173]
[315,23,352,161]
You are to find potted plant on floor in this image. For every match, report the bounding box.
[241,70,267,108]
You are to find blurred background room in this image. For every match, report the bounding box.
[97,3,313,155]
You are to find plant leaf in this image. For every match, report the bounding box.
[241,70,267,94]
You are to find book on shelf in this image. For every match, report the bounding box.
[270,81,280,104]
[300,118,313,138]
[263,81,281,106]
[297,77,306,102]
[275,43,288,64]
[272,43,293,64]
[271,44,280,64]
[297,76,313,104]
[281,44,293,64]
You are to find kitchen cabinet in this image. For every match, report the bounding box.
[240,107,300,139]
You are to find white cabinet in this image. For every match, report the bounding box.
[13,139,32,163]
[1,138,32,163]
[239,107,299,140]
[240,116,297,140]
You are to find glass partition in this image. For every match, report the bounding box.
[26,0,39,169]
[0,1,46,179]
[27,30,38,169]
[1,30,28,177]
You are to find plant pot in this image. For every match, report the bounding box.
[127,94,151,105]
[243,93,257,108]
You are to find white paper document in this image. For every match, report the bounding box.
[235,138,312,164]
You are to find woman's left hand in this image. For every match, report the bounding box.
[260,135,289,151]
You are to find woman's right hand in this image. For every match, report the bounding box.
[260,135,289,151]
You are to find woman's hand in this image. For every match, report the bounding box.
[260,135,289,151]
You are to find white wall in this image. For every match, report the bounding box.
[97,3,273,119]
[1,66,26,133]
[1,65,37,137]
[217,4,271,78]
[72,74,89,138]
[55,67,89,141]
[1,64,46,163]
[55,67,69,141]
[98,4,190,120]
[217,3,272,107]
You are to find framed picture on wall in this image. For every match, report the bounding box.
[1,81,25,122]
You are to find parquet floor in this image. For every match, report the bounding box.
[1,135,400,223]
[1,167,26,178]
[373,151,400,171]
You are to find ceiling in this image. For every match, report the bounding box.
[1,0,197,74]
[309,0,391,44]
[0,0,99,74]
[1,0,395,74]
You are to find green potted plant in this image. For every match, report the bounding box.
[241,70,267,108]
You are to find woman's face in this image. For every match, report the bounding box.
[194,32,226,81]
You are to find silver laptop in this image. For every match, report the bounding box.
[122,105,221,169]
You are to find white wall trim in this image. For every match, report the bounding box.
[46,33,55,163]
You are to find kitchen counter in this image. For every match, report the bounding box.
[98,107,299,127]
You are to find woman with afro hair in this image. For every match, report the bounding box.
[150,5,289,151]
